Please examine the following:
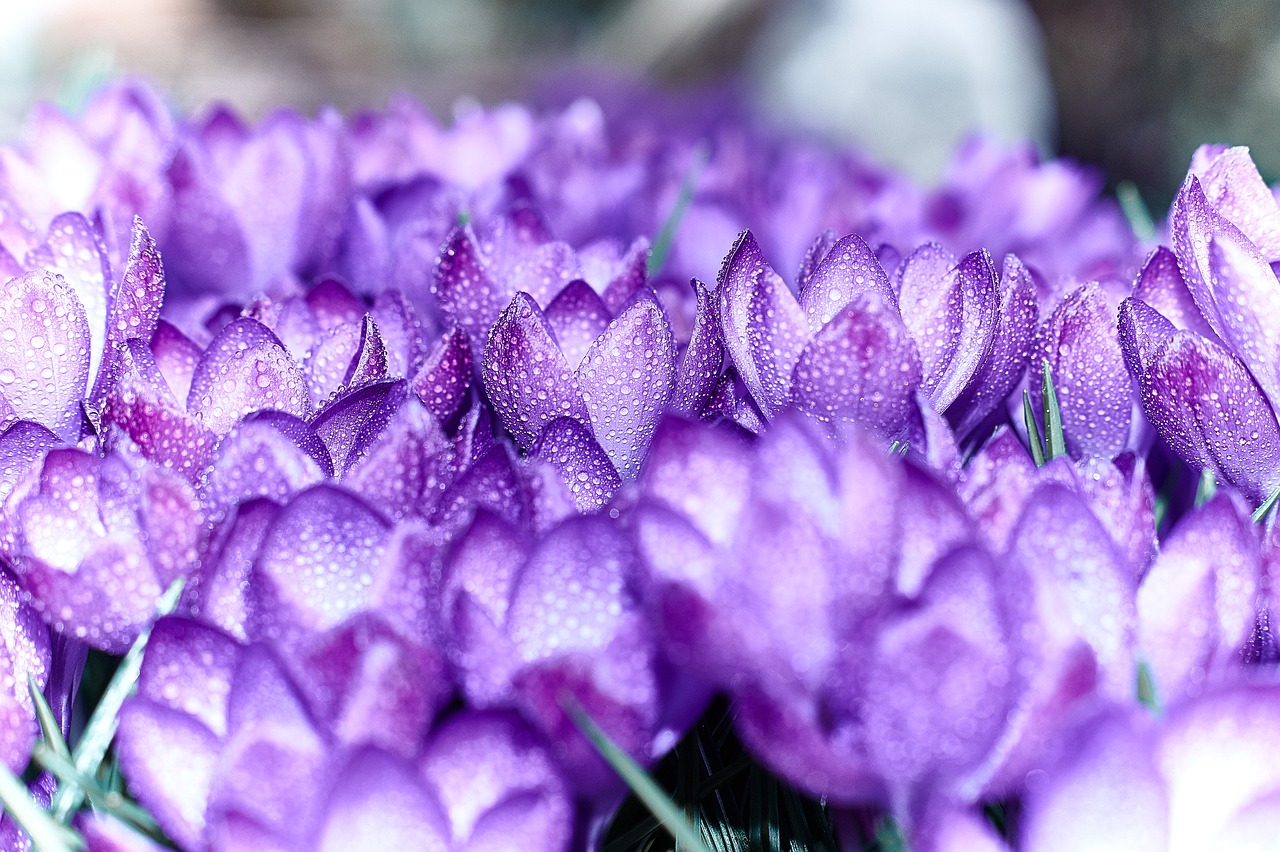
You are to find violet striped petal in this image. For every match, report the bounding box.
[790,291,923,438]
[797,232,894,331]
[1138,331,1280,503]
[1033,282,1132,458]
[482,293,591,451]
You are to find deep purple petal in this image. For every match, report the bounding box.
[1139,331,1280,502]
[411,325,471,423]
[1033,282,1133,458]
[1118,296,1178,380]
[482,293,590,451]
[344,398,453,522]
[671,278,725,416]
[716,230,811,417]
[187,318,311,434]
[544,280,610,370]
[797,232,894,331]
[790,291,923,438]
[164,145,251,296]
[0,270,91,441]
[93,217,166,408]
[575,291,677,478]
[947,253,1038,438]
[310,379,402,475]
[433,226,505,344]
[530,417,620,513]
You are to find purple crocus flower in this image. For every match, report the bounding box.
[1119,146,1280,503]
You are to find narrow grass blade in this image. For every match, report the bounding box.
[32,744,167,845]
[873,816,908,852]
[1252,484,1280,524]
[563,697,713,852]
[1194,468,1218,508]
[1136,659,1161,713]
[51,578,186,822]
[0,760,83,852]
[1040,359,1066,461]
[1022,389,1045,467]
[1117,180,1157,243]
[648,143,708,277]
[28,676,72,764]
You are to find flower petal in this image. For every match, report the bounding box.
[187,318,311,434]
[530,417,620,513]
[790,291,923,438]
[0,270,91,441]
[1033,282,1133,458]
[432,225,505,344]
[671,278,725,416]
[1132,246,1216,340]
[544,280,610,370]
[410,325,471,423]
[482,293,590,451]
[575,291,677,478]
[315,748,449,852]
[1192,144,1280,260]
[797,232,894,331]
[1138,331,1280,503]
[1206,234,1280,410]
[0,568,50,773]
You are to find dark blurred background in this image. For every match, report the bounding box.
[1,0,1276,210]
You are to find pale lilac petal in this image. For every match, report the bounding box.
[1132,246,1216,340]
[1139,331,1280,503]
[1207,234,1280,409]
[897,243,963,405]
[0,568,50,773]
[948,253,1038,438]
[411,325,471,423]
[32,213,109,392]
[442,508,528,634]
[369,289,428,379]
[149,320,201,403]
[213,644,332,842]
[794,229,839,294]
[862,546,1018,801]
[716,230,811,417]
[315,748,449,852]
[482,293,590,451]
[164,146,250,295]
[575,291,677,478]
[544,280,610,370]
[433,226,505,344]
[195,499,279,642]
[137,616,242,738]
[0,420,57,505]
[671,278,725,416]
[93,217,166,408]
[1157,684,1280,852]
[1033,283,1132,458]
[1193,145,1280,259]
[1170,173,1254,339]
[248,485,391,645]
[530,417,620,513]
[1075,454,1157,578]
[1137,494,1259,704]
[790,291,923,438]
[797,232,894,330]
[639,416,754,547]
[187,318,311,434]
[0,270,91,441]
[1021,708,1167,852]
[116,699,220,851]
[420,710,571,851]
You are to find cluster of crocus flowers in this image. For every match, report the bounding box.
[0,78,1277,851]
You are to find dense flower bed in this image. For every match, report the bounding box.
[0,79,1278,851]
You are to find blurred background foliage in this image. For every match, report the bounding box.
[0,0,1275,210]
